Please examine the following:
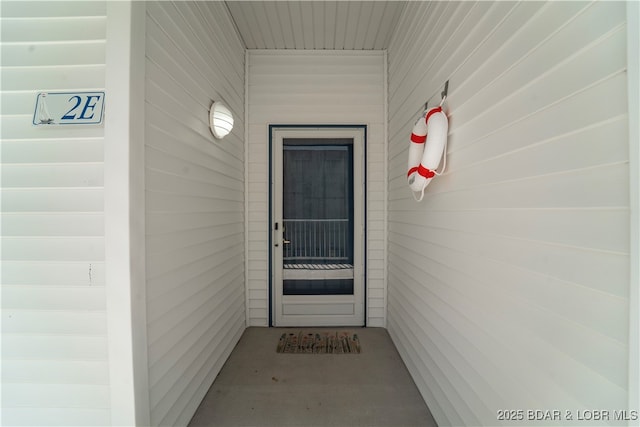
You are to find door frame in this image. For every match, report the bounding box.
[268,125,367,327]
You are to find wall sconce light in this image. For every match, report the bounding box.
[209,101,234,139]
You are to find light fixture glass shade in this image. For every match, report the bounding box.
[209,101,234,139]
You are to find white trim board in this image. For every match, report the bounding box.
[627,0,640,420]
[104,2,150,425]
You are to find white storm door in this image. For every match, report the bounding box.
[272,127,364,327]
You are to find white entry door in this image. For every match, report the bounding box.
[272,127,365,326]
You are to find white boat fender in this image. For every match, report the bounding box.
[407,106,448,201]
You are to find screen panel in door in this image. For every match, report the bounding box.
[282,141,354,295]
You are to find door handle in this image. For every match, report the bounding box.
[283,240,291,244]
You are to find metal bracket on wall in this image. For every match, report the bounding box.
[422,80,450,112]
[439,80,449,106]
[441,80,449,100]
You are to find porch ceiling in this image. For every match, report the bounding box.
[224,1,406,50]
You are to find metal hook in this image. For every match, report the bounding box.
[441,80,449,100]
[438,80,449,107]
[423,79,449,112]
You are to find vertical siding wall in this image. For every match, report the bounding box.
[144,2,245,426]
[387,2,630,425]
[246,51,387,327]
[1,2,110,425]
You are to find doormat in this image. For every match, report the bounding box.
[276,331,361,354]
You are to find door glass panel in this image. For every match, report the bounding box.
[282,139,354,295]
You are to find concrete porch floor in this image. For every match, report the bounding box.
[188,327,437,427]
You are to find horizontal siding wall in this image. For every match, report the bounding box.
[144,2,245,426]
[1,1,110,426]
[387,1,630,425]
[246,50,387,327]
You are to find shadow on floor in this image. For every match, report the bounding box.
[188,327,438,427]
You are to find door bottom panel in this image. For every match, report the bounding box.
[282,303,354,316]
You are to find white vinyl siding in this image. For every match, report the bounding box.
[144,2,246,426]
[1,1,109,426]
[387,2,630,426]
[225,1,404,50]
[246,50,387,327]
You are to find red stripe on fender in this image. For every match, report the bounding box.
[407,167,419,177]
[411,133,426,143]
[418,164,435,179]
